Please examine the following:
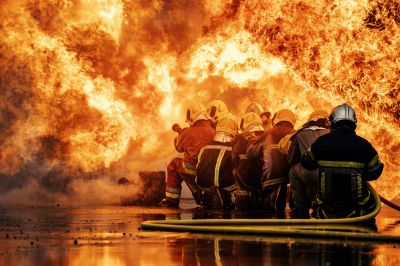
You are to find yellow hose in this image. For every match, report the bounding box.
[141,183,400,243]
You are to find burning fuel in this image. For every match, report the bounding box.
[0,0,398,203]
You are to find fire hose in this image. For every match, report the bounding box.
[380,195,400,211]
[141,184,400,243]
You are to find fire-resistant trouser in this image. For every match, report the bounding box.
[199,186,235,209]
[259,141,291,214]
[233,171,263,211]
[289,163,319,218]
[313,190,377,219]
[165,158,201,205]
[262,182,288,214]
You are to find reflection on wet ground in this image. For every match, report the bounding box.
[0,200,399,266]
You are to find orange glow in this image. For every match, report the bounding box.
[188,31,285,87]
[0,0,398,201]
[77,0,124,41]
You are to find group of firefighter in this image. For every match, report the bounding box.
[161,100,384,219]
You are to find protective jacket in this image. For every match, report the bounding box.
[302,124,384,218]
[174,120,215,166]
[196,141,236,208]
[288,126,330,167]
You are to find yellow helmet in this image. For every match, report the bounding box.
[246,102,271,118]
[308,109,329,122]
[272,109,296,127]
[246,102,264,115]
[240,112,264,132]
[277,132,295,155]
[216,114,238,136]
[186,103,207,125]
[206,99,229,123]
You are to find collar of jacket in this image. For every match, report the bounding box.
[304,126,327,131]
[192,119,213,127]
[332,125,356,134]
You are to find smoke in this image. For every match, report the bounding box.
[0,0,399,204]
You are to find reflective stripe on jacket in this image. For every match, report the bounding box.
[196,141,236,192]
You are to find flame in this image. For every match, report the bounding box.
[0,0,398,203]
[71,79,134,171]
[143,56,178,118]
[188,31,285,87]
[76,0,124,41]
[0,1,134,175]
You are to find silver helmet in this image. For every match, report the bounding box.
[329,104,357,125]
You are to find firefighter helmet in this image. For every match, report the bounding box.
[308,109,329,122]
[246,102,271,121]
[246,102,264,115]
[240,112,264,133]
[216,114,238,136]
[329,104,357,125]
[272,109,296,127]
[186,103,208,125]
[207,100,229,124]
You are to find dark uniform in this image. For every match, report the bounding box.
[196,141,236,209]
[248,122,296,213]
[231,131,264,210]
[302,123,383,218]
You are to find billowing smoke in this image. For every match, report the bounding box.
[0,0,398,204]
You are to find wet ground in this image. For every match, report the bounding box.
[0,200,399,266]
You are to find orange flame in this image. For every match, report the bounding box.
[0,0,398,202]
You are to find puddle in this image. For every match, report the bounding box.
[0,202,399,265]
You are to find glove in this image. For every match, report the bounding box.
[172,123,182,134]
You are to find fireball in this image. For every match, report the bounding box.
[0,0,398,201]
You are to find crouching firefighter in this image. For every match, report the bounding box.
[231,112,265,210]
[161,103,215,207]
[247,109,296,214]
[196,114,238,209]
[288,110,330,218]
[302,104,384,218]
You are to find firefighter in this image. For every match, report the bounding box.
[196,114,238,209]
[161,103,215,207]
[206,99,229,128]
[302,104,384,218]
[231,112,265,210]
[247,109,296,214]
[245,102,272,131]
[288,110,330,218]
